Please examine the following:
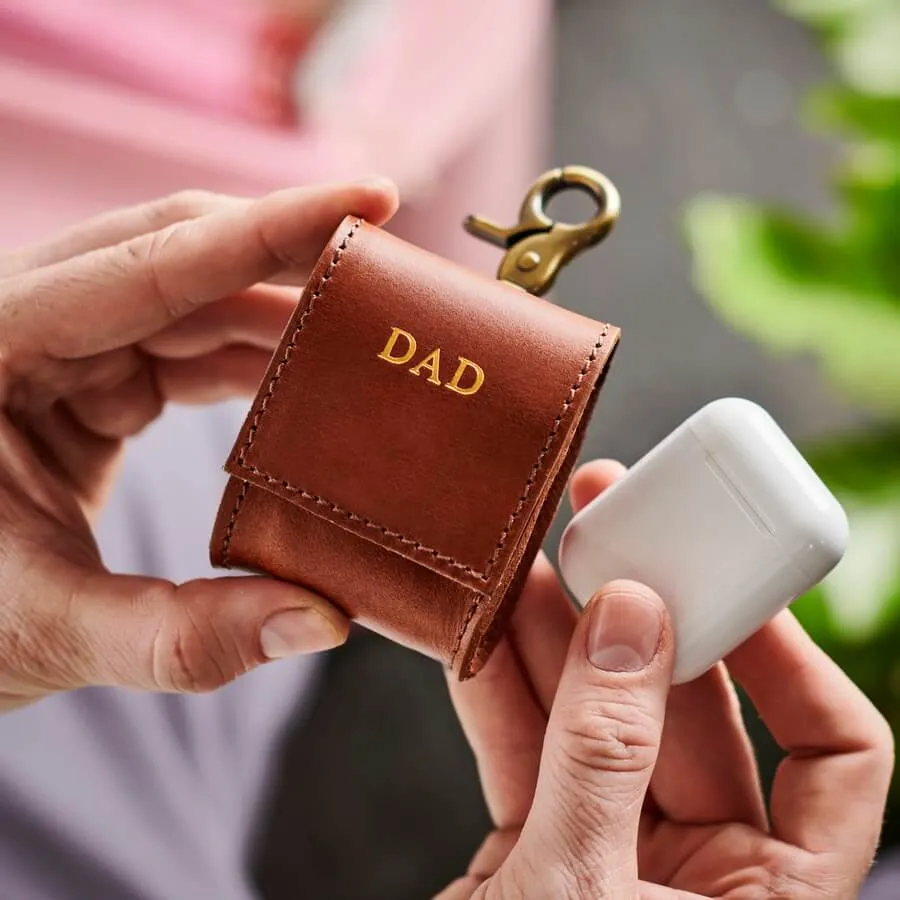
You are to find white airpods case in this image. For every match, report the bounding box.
[559,398,848,683]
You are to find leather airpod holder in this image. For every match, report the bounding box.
[211,174,620,678]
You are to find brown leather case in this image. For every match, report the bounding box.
[210,216,619,678]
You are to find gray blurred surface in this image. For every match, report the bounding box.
[255,3,865,898]
[552,0,855,469]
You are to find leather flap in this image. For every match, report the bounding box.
[224,217,619,593]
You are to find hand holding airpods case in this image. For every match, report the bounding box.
[560,398,848,683]
[211,168,621,678]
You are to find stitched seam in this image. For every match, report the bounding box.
[449,588,486,670]
[239,463,489,580]
[483,323,610,572]
[224,220,363,567]
[449,324,611,668]
[237,325,609,588]
[231,215,609,594]
[220,481,249,568]
[236,218,362,470]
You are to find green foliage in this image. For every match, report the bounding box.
[684,0,900,814]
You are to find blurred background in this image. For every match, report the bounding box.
[2,0,900,898]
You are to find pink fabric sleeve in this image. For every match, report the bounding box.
[0,0,551,264]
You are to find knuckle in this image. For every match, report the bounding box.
[724,845,850,900]
[150,190,219,227]
[866,708,895,772]
[763,853,846,900]
[127,223,188,321]
[150,588,249,694]
[560,858,615,900]
[509,846,616,900]
[556,691,662,777]
[0,584,90,693]
[255,200,305,269]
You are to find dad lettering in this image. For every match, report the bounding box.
[377,326,485,396]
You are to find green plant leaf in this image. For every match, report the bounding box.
[794,429,900,643]
[684,195,900,414]
[806,85,900,143]
[792,585,838,642]
[822,497,900,638]
[805,425,900,495]
[776,0,884,28]
[689,0,900,830]
[834,165,900,292]
[831,5,900,96]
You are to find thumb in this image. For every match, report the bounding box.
[69,572,350,693]
[510,581,673,897]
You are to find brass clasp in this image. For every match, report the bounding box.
[463,165,621,297]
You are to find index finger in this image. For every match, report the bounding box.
[0,191,243,278]
[448,630,546,829]
[2,179,398,361]
[727,611,893,861]
[504,459,627,714]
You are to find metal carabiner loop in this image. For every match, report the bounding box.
[463,165,621,297]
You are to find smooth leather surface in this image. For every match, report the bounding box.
[211,217,619,678]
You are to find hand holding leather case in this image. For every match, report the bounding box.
[210,171,620,678]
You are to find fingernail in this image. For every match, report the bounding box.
[260,608,344,659]
[588,589,662,672]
